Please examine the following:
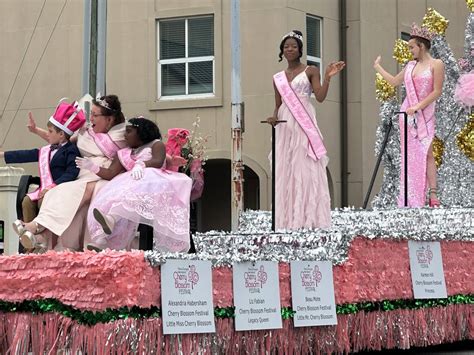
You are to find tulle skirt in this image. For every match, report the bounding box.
[88,168,192,252]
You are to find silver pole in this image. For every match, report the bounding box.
[81,0,91,96]
[230,0,244,231]
[96,0,107,95]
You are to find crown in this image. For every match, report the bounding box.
[410,23,435,41]
[282,31,303,42]
[95,93,116,112]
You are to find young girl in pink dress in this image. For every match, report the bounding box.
[76,117,192,252]
[266,30,345,229]
[374,23,444,207]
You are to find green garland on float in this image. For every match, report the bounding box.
[0,294,471,326]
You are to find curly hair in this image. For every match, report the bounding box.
[92,94,125,126]
[278,30,303,62]
[127,117,162,144]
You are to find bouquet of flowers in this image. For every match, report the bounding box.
[165,117,208,201]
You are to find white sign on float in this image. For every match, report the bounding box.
[233,261,282,331]
[161,259,215,334]
[290,261,337,327]
[408,241,447,299]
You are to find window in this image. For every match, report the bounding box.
[306,15,322,70]
[158,16,214,99]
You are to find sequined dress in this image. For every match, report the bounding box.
[87,143,192,252]
[399,64,435,207]
[274,68,331,229]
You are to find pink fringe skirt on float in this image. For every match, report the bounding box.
[0,305,472,354]
[0,239,472,353]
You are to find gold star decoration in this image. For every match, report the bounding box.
[375,73,397,102]
[456,113,474,161]
[422,8,449,35]
[467,0,474,12]
[393,39,413,65]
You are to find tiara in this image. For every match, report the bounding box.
[410,23,435,41]
[126,116,145,128]
[95,93,115,112]
[282,31,303,41]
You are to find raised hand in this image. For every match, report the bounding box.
[325,61,345,78]
[374,55,381,68]
[131,160,145,180]
[27,112,37,133]
[75,157,100,174]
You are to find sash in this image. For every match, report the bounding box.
[273,71,327,160]
[117,148,135,171]
[404,61,429,140]
[27,146,55,201]
[117,141,168,172]
[87,128,122,159]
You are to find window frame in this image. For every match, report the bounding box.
[306,14,323,78]
[157,15,215,101]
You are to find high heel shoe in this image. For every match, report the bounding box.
[428,188,441,207]
[429,197,441,207]
[12,220,25,236]
[19,230,47,251]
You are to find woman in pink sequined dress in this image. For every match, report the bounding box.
[374,24,444,207]
[266,30,344,229]
[76,117,192,252]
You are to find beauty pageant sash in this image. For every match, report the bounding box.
[273,71,327,160]
[404,61,429,140]
[27,146,55,201]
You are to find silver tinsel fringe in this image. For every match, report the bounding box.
[145,208,473,268]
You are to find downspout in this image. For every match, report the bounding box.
[339,0,348,206]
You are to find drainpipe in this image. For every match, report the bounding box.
[339,0,348,206]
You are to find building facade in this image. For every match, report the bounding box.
[0,0,469,231]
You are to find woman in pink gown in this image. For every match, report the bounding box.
[77,117,192,252]
[374,24,444,207]
[267,30,345,230]
[20,95,127,251]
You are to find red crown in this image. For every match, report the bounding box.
[410,23,435,41]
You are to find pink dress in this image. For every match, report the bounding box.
[274,69,331,229]
[399,64,435,207]
[87,142,192,252]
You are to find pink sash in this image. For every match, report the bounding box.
[404,61,429,140]
[273,71,327,160]
[27,146,55,201]
[87,129,122,159]
[117,147,169,172]
[117,148,135,171]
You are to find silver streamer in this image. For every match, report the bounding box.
[463,13,474,70]
[371,99,401,208]
[145,208,473,268]
[431,30,474,207]
[373,20,474,208]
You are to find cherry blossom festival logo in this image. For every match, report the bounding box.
[300,265,323,291]
[173,265,200,294]
[244,265,268,293]
[416,245,433,268]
